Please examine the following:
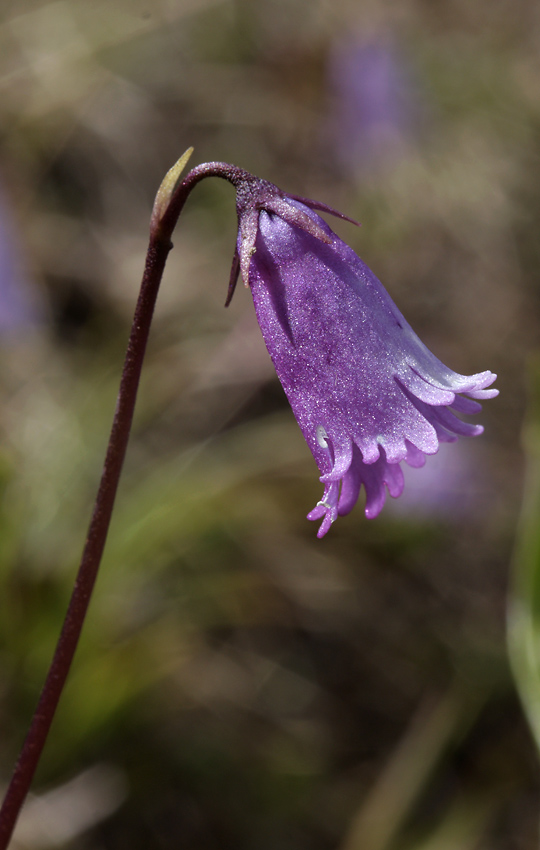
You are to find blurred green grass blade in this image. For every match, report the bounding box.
[340,685,487,850]
[409,793,499,850]
[509,358,540,750]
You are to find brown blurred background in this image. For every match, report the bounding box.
[0,1,537,848]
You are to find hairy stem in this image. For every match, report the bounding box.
[0,158,242,848]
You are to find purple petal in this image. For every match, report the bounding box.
[244,196,497,536]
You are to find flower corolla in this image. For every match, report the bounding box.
[227,175,497,537]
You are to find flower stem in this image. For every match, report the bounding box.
[0,157,242,848]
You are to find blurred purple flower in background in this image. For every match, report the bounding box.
[390,440,490,519]
[0,186,41,333]
[231,175,497,537]
[326,33,423,172]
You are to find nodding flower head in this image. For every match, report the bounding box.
[223,171,498,538]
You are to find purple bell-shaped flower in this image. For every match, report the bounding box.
[224,173,497,537]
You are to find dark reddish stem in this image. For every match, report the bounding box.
[0,160,245,848]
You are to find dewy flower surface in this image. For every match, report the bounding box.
[229,174,498,538]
